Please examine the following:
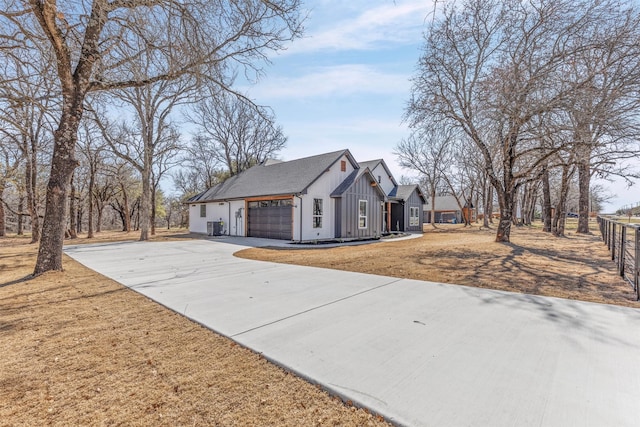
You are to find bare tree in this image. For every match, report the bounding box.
[186,88,287,177]
[93,74,188,241]
[0,139,22,237]
[406,0,635,242]
[395,125,452,228]
[1,0,303,274]
[565,7,640,233]
[77,120,107,238]
[0,55,56,243]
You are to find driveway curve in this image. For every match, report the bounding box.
[66,238,640,427]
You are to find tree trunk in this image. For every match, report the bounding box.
[77,207,83,233]
[151,186,156,236]
[68,174,78,239]
[552,164,573,237]
[139,165,151,241]
[17,196,24,235]
[495,190,514,242]
[0,182,6,237]
[87,173,95,238]
[34,105,81,275]
[541,168,552,232]
[577,161,590,234]
[25,144,40,244]
[482,180,490,228]
[121,183,131,232]
[486,185,494,225]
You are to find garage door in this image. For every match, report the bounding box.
[247,199,293,240]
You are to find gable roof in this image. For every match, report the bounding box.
[423,194,459,210]
[389,184,427,203]
[359,159,398,187]
[188,149,357,203]
[330,167,387,199]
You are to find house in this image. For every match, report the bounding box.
[423,195,475,223]
[187,149,424,242]
[359,159,426,233]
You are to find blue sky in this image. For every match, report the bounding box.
[237,0,637,212]
[240,0,434,181]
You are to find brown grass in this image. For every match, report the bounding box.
[2,223,635,426]
[236,222,640,309]
[0,230,389,426]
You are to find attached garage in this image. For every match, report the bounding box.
[247,198,293,240]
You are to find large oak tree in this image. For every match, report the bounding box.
[1,0,302,274]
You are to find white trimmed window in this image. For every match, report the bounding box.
[358,200,368,229]
[313,198,323,228]
[200,204,206,218]
[410,206,419,226]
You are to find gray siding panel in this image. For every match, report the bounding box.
[334,198,342,238]
[337,174,383,239]
[404,190,424,231]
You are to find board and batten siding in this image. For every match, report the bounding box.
[404,189,424,232]
[334,174,383,239]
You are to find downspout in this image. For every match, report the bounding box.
[228,201,231,236]
[295,194,303,243]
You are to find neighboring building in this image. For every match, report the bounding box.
[423,195,475,224]
[187,149,424,241]
[389,185,426,232]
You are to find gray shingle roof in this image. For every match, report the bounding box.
[358,160,382,170]
[189,150,354,202]
[389,184,427,202]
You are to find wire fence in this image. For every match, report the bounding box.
[598,216,640,300]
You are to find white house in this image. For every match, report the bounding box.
[187,149,424,242]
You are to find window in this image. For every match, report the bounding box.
[313,198,323,228]
[200,204,206,218]
[340,160,346,172]
[410,206,419,226]
[248,199,293,208]
[358,200,368,229]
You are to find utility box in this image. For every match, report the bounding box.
[207,221,224,236]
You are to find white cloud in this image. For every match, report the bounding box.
[248,64,410,99]
[287,0,432,54]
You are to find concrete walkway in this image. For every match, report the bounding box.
[65,239,640,427]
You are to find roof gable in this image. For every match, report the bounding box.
[331,167,387,199]
[359,159,398,187]
[390,185,427,203]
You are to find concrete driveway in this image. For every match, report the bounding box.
[65,238,640,427]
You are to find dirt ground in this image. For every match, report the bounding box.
[1,230,388,426]
[237,222,640,309]
[1,222,635,426]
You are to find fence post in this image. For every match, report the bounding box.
[611,223,616,261]
[635,226,639,300]
[619,225,626,277]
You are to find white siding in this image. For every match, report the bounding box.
[370,163,395,196]
[228,200,245,236]
[293,154,356,241]
[188,202,232,234]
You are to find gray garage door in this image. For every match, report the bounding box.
[247,199,293,240]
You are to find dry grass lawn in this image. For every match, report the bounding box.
[237,222,640,309]
[2,221,636,426]
[1,230,388,427]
